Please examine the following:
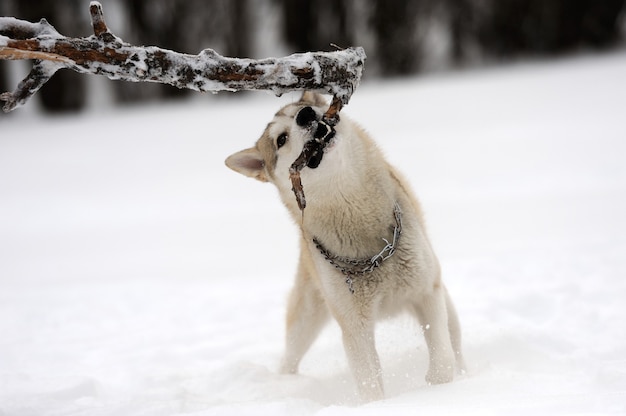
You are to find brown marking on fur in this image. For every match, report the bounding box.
[256,130,278,181]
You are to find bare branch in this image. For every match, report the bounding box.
[0,1,366,113]
[89,2,109,38]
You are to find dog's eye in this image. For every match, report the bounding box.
[277,133,288,149]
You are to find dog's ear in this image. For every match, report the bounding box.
[225,147,268,182]
[300,91,327,107]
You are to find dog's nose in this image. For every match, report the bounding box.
[296,106,317,127]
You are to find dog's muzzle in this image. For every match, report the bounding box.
[296,106,335,169]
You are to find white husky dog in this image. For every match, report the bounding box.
[225,92,464,402]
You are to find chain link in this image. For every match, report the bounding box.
[313,203,403,294]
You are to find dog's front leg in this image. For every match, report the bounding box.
[339,318,384,402]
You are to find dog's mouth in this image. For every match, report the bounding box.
[295,106,336,169]
[289,106,338,211]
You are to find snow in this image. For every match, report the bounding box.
[0,16,63,41]
[1,52,626,415]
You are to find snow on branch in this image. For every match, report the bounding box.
[0,1,366,115]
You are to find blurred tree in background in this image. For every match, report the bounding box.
[0,1,8,117]
[14,0,88,113]
[476,0,625,58]
[0,62,6,99]
[1,0,624,113]
[281,0,353,53]
[371,0,423,75]
[115,0,250,103]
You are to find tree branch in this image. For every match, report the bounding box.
[0,1,366,114]
[0,1,366,212]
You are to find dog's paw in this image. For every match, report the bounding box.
[278,360,299,375]
[425,364,455,385]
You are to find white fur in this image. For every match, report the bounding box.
[225,93,465,402]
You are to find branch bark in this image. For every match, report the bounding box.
[0,1,366,115]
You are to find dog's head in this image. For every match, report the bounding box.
[225,92,332,193]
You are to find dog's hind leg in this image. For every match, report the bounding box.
[280,252,329,374]
[411,284,456,385]
[444,285,466,374]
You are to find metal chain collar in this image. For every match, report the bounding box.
[313,203,403,294]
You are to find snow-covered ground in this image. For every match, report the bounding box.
[1,52,625,415]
